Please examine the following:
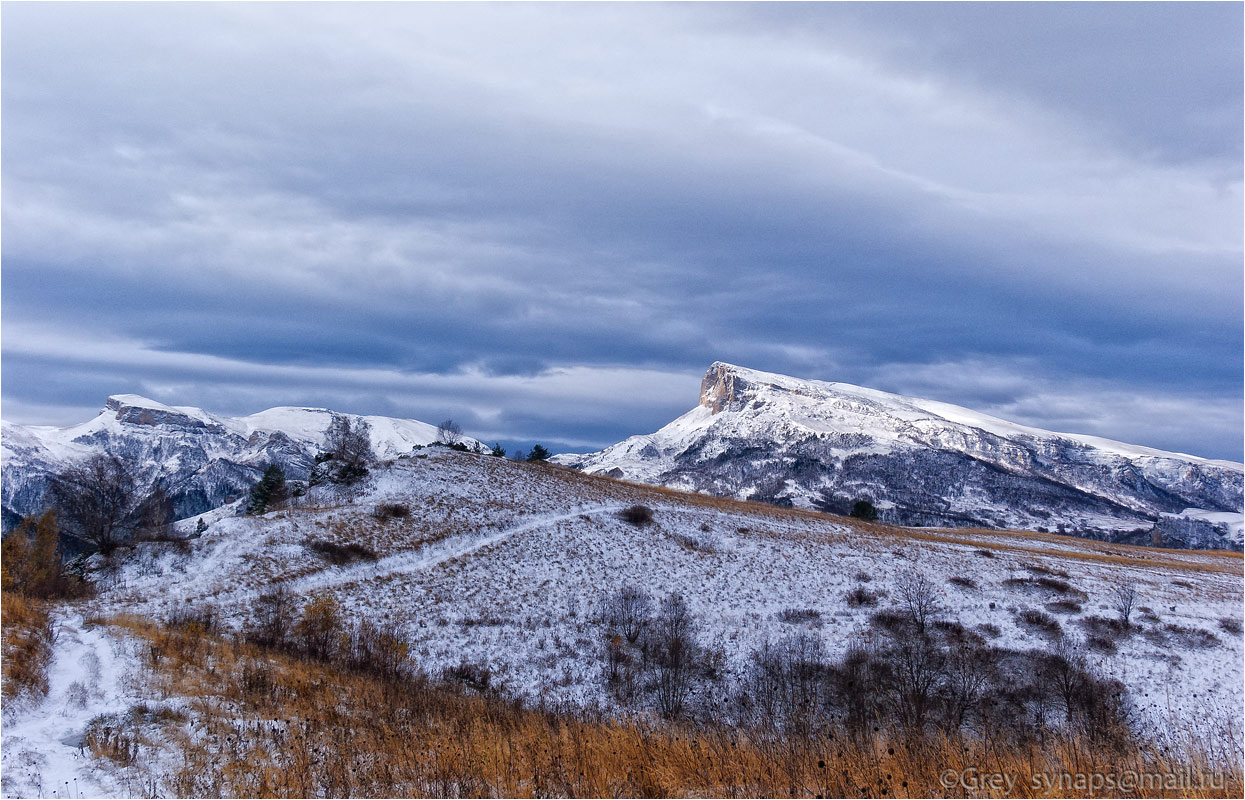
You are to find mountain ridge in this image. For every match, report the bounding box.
[1,394,483,526]
[554,362,1244,549]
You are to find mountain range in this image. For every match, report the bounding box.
[3,364,1241,550]
[0,394,482,529]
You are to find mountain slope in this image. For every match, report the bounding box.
[15,451,1242,773]
[554,363,1244,549]
[1,395,482,526]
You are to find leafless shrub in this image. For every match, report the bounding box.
[777,608,821,624]
[1163,623,1220,649]
[742,633,827,736]
[372,502,410,521]
[845,586,879,607]
[619,505,654,527]
[444,660,493,693]
[1079,615,1130,641]
[1086,634,1117,654]
[307,539,377,565]
[648,593,701,718]
[1219,617,1243,635]
[1045,600,1083,615]
[1017,608,1062,638]
[976,622,1002,638]
[435,419,464,446]
[167,605,218,636]
[948,576,977,590]
[247,587,298,650]
[853,570,872,583]
[973,548,995,558]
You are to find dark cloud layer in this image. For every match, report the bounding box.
[2,3,1241,460]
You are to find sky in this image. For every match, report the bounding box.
[2,2,1242,460]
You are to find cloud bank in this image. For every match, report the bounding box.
[2,3,1240,459]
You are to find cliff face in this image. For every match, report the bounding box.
[699,363,745,413]
[561,362,1244,550]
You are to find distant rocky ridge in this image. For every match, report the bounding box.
[554,363,1244,550]
[1,395,481,528]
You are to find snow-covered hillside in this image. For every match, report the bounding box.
[4,448,1239,797]
[554,363,1244,550]
[1,395,483,526]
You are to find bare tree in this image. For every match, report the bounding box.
[745,633,827,737]
[436,419,463,446]
[135,483,175,540]
[323,415,374,481]
[1112,585,1138,627]
[895,569,943,635]
[603,585,652,644]
[649,593,701,718]
[49,453,145,555]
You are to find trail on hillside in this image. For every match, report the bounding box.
[0,611,138,799]
[282,504,630,597]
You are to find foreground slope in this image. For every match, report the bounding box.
[55,451,1245,737]
[1,395,483,526]
[555,363,1244,549]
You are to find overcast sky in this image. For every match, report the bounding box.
[2,2,1241,460]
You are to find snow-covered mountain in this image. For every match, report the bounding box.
[1,394,482,526]
[555,363,1244,550]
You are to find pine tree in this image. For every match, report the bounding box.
[526,444,551,462]
[247,465,288,515]
[490,443,506,458]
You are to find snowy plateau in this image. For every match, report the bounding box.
[555,363,1244,551]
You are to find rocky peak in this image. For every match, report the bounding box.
[699,362,752,414]
[105,395,214,431]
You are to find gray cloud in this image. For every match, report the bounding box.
[2,3,1240,460]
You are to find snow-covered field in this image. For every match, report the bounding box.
[5,448,1242,795]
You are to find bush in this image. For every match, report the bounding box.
[1219,617,1243,635]
[1,593,55,701]
[1,511,90,600]
[296,593,345,661]
[1045,600,1083,615]
[777,608,821,624]
[1017,608,1062,638]
[845,586,879,607]
[618,505,654,527]
[948,576,977,590]
[444,660,492,693]
[307,540,378,565]
[372,503,410,521]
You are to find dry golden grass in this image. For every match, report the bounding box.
[104,614,1242,799]
[1,591,55,701]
